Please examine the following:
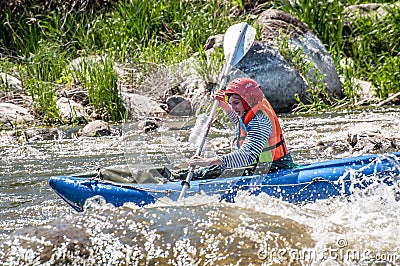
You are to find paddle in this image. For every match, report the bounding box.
[178,22,256,200]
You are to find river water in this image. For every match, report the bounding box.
[1,107,400,265]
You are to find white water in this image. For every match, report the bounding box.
[1,108,400,265]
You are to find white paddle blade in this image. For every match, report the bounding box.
[223,22,256,67]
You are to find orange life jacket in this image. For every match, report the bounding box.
[237,98,288,162]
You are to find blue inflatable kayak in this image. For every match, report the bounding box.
[49,152,400,212]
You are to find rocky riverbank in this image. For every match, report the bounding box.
[2,7,400,143]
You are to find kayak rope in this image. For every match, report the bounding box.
[286,178,346,200]
[227,177,348,199]
[129,186,180,194]
[127,177,348,200]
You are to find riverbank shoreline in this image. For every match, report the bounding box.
[2,1,400,131]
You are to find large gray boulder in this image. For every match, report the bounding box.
[80,120,111,137]
[204,9,342,113]
[166,95,193,116]
[242,9,342,112]
[0,73,23,92]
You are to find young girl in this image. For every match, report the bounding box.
[189,78,296,176]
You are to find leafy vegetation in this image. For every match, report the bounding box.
[1,0,400,124]
[275,0,400,110]
[73,57,125,122]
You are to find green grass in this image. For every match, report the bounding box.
[22,41,67,124]
[346,2,400,99]
[73,56,125,122]
[1,0,400,124]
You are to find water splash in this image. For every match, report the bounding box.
[1,202,311,265]
[2,108,400,264]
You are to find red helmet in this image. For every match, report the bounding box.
[225,78,264,108]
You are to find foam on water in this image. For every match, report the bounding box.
[1,174,399,265]
[2,108,400,265]
[233,181,400,265]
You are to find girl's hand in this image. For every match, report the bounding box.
[189,155,222,167]
[213,90,225,102]
[213,90,231,112]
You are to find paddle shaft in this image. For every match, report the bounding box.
[178,74,228,200]
[178,23,255,200]
[191,70,229,156]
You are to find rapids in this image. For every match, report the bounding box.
[1,108,400,265]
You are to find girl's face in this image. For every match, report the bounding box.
[228,94,246,117]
